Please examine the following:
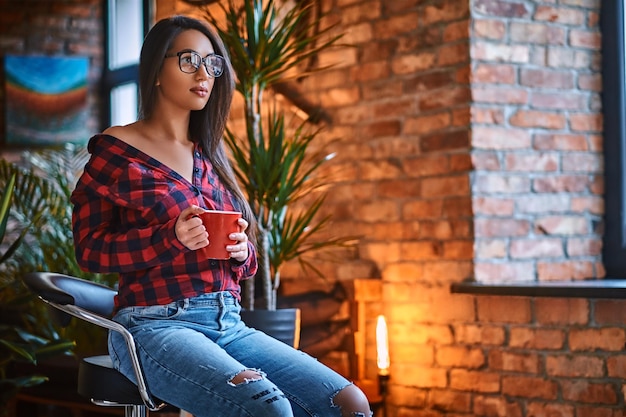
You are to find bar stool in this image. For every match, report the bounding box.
[22,272,167,417]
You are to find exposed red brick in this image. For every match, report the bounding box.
[546,354,604,378]
[472,126,531,148]
[526,402,575,417]
[473,63,516,84]
[509,328,565,350]
[606,355,626,378]
[537,261,595,281]
[428,389,472,412]
[474,218,530,238]
[443,20,470,43]
[472,85,529,104]
[423,1,469,24]
[477,296,531,323]
[502,376,559,399]
[505,153,559,172]
[421,175,470,198]
[510,22,566,45]
[534,6,585,25]
[359,120,401,138]
[443,195,472,214]
[533,175,591,193]
[566,238,602,257]
[473,18,506,40]
[405,71,455,92]
[472,107,506,124]
[575,405,626,417]
[535,298,589,325]
[450,369,500,392]
[571,113,603,132]
[473,395,523,417]
[488,349,540,373]
[418,87,472,112]
[510,238,564,259]
[475,261,536,282]
[351,61,390,82]
[437,345,485,368]
[404,112,452,135]
[569,328,626,352]
[595,300,626,326]
[453,324,506,345]
[474,0,530,18]
[520,68,574,89]
[530,92,587,110]
[471,151,501,170]
[561,380,618,404]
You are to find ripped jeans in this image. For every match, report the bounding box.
[109,291,361,417]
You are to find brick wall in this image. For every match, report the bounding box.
[283,0,612,415]
[442,295,626,416]
[471,0,604,284]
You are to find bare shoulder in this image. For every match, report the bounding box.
[102,123,143,148]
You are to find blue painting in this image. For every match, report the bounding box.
[4,55,90,146]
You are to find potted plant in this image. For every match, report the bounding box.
[0,147,117,411]
[204,0,350,319]
[0,168,75,413]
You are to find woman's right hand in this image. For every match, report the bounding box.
[175,205,209,250]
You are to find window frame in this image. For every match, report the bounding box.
[601,0,626,277]
[101,0,152,129]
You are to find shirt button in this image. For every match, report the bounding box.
[191,186,200,195]
[210,260,218,267]
[195,151,201,158]
[194,167,200,173]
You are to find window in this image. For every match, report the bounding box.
[103,0,151,128]
[601,0,626,276]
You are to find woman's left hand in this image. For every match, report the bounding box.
[227,218,249,262]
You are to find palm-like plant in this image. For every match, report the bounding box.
[4,145,116,285]
[0,145,118,410]
[205,0,348,310]
[0,167,75,412]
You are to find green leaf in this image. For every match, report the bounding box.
[0,339,36,363]
[203,0,351,310]
[0,173,16,247]
[5,375,49,389]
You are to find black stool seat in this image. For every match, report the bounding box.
[23,272,166,414]
[78,355,145,405]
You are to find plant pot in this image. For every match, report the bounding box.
[240,308,301,349]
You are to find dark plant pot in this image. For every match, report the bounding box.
[240,308,301,349]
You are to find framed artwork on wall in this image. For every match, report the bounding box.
[4,55,90,147]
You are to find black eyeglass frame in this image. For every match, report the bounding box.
[164,50,225,78]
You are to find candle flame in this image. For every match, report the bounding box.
[376,315,390,375]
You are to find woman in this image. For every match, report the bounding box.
[71,15,372,417]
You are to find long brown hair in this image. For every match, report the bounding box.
[138,15,256,241]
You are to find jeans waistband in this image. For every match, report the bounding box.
[181,291,238,308]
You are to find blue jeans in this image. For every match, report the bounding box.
[109,291,354,417]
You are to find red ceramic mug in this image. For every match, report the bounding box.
[198,210,242,260]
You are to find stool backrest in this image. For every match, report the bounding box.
[22,272,116,327]
[22,272,164,411]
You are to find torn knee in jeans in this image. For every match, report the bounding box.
[331,384,373,417]
[228,368,265,386]
[229,369,289,410]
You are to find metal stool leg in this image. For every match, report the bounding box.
[125,404,148,417]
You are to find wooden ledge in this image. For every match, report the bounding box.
[450,279,626,299]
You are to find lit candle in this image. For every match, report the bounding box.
[376,314,390,376]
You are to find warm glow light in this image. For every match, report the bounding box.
[376,314,390,376]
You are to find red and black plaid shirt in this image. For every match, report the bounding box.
[71,134,257,310]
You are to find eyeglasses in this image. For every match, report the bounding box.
[164,50,225,78]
